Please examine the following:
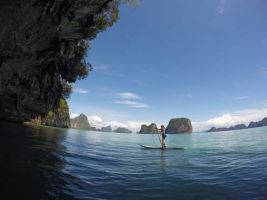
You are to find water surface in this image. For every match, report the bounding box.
[0,121,267,199]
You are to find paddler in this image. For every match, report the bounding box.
[159,125,167,149]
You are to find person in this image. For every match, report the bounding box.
[159,125,167,149]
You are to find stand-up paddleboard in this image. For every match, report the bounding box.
[140,144,186,150]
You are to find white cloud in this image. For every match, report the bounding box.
[114,92,148,109]
[87,115,103,123]
[234,96,249,100]
[73,88,89,94]
[93,64,109,70]
[117,92,141,100]
[114,100,149,108]
[193,107,267,132]
[127,121,150,129]
[70,113,79,118]
[216,0,226,15]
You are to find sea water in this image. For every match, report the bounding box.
[0,121,266,200]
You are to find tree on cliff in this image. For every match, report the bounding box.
[0,0,137,121]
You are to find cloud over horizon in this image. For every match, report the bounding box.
[193,107,267,131]
[70,113,150,131]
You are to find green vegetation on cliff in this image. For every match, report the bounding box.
[42,98,70,128]
[31,98,70,128]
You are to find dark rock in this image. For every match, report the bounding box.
[70,114,90,130]
[248,122,257,128]
[258,117,267,127]
[165,118,193,134]
[230,124,247,130]
[101,126,112,132]
[113,127,132,133]
[207,127,217,132]
[139,123,158,134]
[248,117,267,128]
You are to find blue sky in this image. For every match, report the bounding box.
[68,0,267,131]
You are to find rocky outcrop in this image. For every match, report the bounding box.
[248,117,267,128]
[70,114,90,130]
[206,117,267,132]
[42,98,70,128]
[165,118,193,134]
[0,0,120,122]
[113,127,132,133]
[139,123,158,134]
[101,126,112,132]
[206,124,247,132]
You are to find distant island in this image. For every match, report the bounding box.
[113,127,132,133]
[101,126,112,132]
[69,113,132,133]
[206,117,267,132]
[70,114,100,131]
[70,114,193,134]
[138,118,193,134]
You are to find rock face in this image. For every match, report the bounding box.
[139,123,158,134]
[101,126,112,132]
[0,0,119,122]
[70,114,90,130]
[42,98,70,128]
[113,127,132,133]
[165,118,193,134]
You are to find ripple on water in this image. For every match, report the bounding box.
[1,122,267,200]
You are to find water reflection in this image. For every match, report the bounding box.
[160,150,166,173]
[0,121,75,200]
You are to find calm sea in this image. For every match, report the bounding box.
[0,121,267,200]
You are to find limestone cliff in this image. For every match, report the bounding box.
[0,0,120,122]
[139,123,158,134]
[70,114,91,130]
[165,118,193,134]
